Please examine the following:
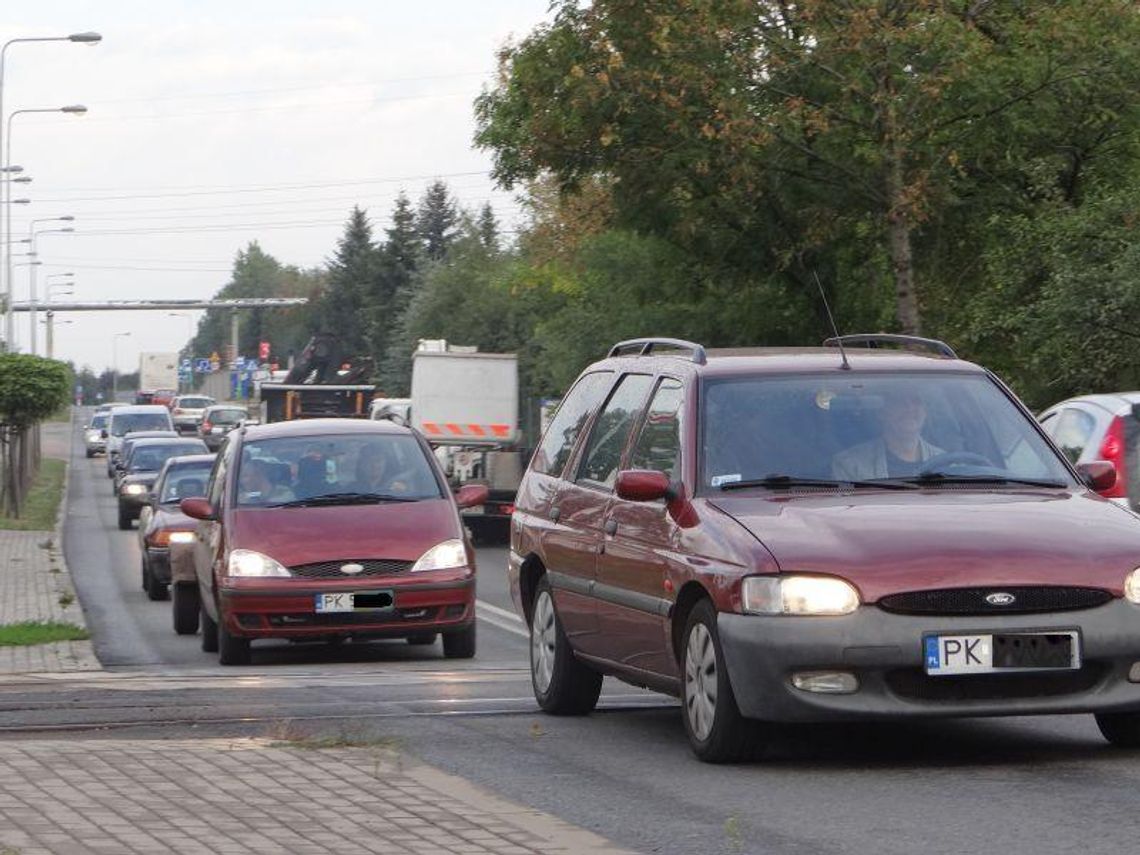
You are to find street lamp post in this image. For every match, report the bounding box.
[0,31,100,352]
[111,332,130,401]
[27,217,74,353]
[4,106,85,350]
[45,279,74,358]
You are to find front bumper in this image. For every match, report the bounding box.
[717,599,1140,722]
[217,568,475,640]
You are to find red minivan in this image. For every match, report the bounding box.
[510,336,1140,762]
[182,418,487,665]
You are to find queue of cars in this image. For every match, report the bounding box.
[82,335,1140,763]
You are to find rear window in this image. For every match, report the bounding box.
[112,412,172,436]
[209,409,247,425]
[179,398,213,408]
[701,373,1074,490]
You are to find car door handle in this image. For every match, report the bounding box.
[550,506,561,523]
[604,518,618,536]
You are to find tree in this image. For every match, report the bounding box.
[416,181,459,261]
[0,355,69,515]
[313,207,379,356]
[477,203,500,252]
[370,194,421,387]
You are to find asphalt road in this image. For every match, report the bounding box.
[37,412,1140,854]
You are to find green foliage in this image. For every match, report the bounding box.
[0,356,71,428]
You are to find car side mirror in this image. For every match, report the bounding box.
[180,497,216,521]
[615,469,673,502]
[455,484,490,510]
[1076,460,1117,494]
[100,429,108,439]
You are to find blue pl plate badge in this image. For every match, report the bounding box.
[924,636,940,670]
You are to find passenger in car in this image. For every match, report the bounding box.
[832,388,944,479]
[238,458,295,504]
[352,445,410,495]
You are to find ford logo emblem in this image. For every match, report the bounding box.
[340,563,364,575]
[985,592,1016,606]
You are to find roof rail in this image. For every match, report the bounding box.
[823,333,957,359]
[607,337,708,365]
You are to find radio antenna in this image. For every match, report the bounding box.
[814,270,850,371]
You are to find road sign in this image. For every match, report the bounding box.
[258,341,270,360]
[194,358,211,374]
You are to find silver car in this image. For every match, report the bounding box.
[170,395,216,433]
[84,412,109,458]
[1038,392,1140,510]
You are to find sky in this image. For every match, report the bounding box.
[0,0,551,371]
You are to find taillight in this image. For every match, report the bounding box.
[1098,416,1128,498]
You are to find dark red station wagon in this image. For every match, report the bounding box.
[182,418,487,665]
[510,335,1140,761]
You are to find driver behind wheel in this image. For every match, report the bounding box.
[832,387,944,479]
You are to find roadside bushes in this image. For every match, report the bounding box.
[0,355,70,516]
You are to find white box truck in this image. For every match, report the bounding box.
[138,352,180,394]
[409,343,522,534]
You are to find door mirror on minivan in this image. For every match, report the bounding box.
[1076,460,1117,494]
[615,469,672,503]
[100,429,108,439]
[455,484,490,510]
[180,497,216,521]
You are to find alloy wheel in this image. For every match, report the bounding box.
[684,622,718,742]
[531,589,556,694]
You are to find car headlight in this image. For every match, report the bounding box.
[169,531,196,545]
[1125,569,1140,604]
[410,539,467,573]
[228,549,291,578]
[123,484,147,496]
[741,575,860,616]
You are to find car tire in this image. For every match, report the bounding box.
[117,503,132,531]
[218,618,251,666]
[172,583,200,635]
[200,601,219,653]
[85,449,94,459]
[407,632,438,646]
[140,555,148,590]
[442,623,476,659]
[1095,712,1140,748]
[680,599,764,763]
[529,576,602,715]
[144,559,169,602]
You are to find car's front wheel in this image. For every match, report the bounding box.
[117,503,132,531]
[681,599,764,763]
[1096,711,1140,748]
[200,601,219,653]
[144,556,168,602]
[529,576,601,715]
[172,583,200,635]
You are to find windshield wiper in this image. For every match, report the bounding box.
[268,492,420,508]
[720,475,917,491]
[904,472,1067,488]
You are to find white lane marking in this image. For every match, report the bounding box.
[476,600,528,638]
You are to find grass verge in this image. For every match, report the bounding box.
[0,458,66,530]
[0,621,89,647]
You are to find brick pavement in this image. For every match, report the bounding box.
[0,738,633,855]
[0,419,99,675]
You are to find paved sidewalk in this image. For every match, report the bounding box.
[0,738,633,855]
[0,418,99,674]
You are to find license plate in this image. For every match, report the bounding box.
[314,590,394,613]
[924,631,1080,676]
[315,593,353,613]
[461,505,484,516]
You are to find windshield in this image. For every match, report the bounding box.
[89,414,107,430]
[209,409,247,425]
[236,433,441,506]
[128,444,204,472]
[112,413,171,437]
[701,373,1074,491]
[159,464,213,503]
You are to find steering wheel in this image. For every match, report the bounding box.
[918,451,993,474]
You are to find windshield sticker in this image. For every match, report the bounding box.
[710,473,742,487]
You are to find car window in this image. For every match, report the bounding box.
[159,465,213,503]
[179,397,212,408]
[209,409,247,425]
[207,442,232,508]
[111,412,172,436]
[628,378,684,481]
[1052,408,1097,464]
[576,374,654,488]
[129,444,208,472]
[701,373,1074,489]
[531,371,614,476]
[235,433,442,506]
[90,414,107,429]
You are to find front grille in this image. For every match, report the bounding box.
[886,663,1107,702]
[265,607,446,628]
[288,559,413,579]
[878,586,1112,616]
